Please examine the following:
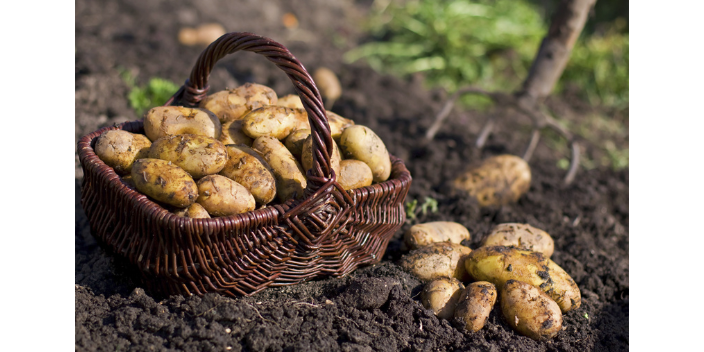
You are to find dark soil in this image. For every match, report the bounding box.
[75,0,629,351]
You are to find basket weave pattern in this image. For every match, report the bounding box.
[77,32,411,297]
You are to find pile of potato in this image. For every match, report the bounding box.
[399,221,580,341]
[93,82,392,219]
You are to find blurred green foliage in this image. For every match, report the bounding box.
[121,70,180,116]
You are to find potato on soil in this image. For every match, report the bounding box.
[178,23,226,46]
[219,144,277,205]
[148,134,228,179]
[199,83,278,123]
[326,111,355,141]
[131,158,198,208]
[453,281,497,332]
[404,221,471,250]
[451,154,531,207]
[284,129,311,159]
[500,280,563,341]
[301,135,342,178]
[196,175,255,216]
[242,106,300,140]
[173,203,211,219]
[398,242,472,281]
[252,136,307,202]
[143,106,221,142]
[94,130,152,175]
[339,125,391,183]
[313,67,342,107]
[421,278,465,320]
[481,223,554,258]
[277,94,304,109]
[219,119,253,146]
[464,246,581,313]
[337,159,373,191]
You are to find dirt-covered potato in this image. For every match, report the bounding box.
[291,108,311,131]
[148,134,228,179]
[219,145,277,205]
[481,223,554,258]
[301,135,342,178]
[173,203,211,219]
[451,154,531,207]
[94,130,152,175]
[313,67,341,107]
[219,119,253,146]
[277,94,304,109]
[500,280,563,341]
[200,83,278,123]
[339,125,391,183]
[337,159,373,191]
[453,281,497,332]
[464,246,581,313]
[326,111,355,141]
[284,129,311,159]
[242,106,300,140]
[196,175,256,216]
[252,136,307,202]
[404,221,471,250]
[131,158,198,208]
[143,106,221,142]
[421,278,465,320]
[398,242,472,281]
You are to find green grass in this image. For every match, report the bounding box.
[121,70,180,116]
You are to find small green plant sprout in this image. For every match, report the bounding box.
[405,197,439,222]
[583,313,589,320]
[405,199,418,221]
[420,197,438,216]
[121,70,180,116]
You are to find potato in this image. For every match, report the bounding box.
[200,83,278,123]
[178,23,226,46]
[196,175,255,216]
[242,106,300,140]
[148,134,228,179]
[464,246,581,312]
[301,135,341,178]
[277,94,304,109]
[404,221,471,250]
[173,203,211,219]
[252,136,307,202]
[131,158,198,208]
[313,67,341,107]
[337,160,373,191]
[481,223,554,258]
[219,119,253,146]
[451,154,531,207]
[421,278,465,320]
[339,125,391,183]
[453,281,497,332]
[219,145,277,205]
[284,129,311,159]
[94,130,151,175]
[326,111,354,141]
[398,242,472,281]
[143,106,221,142]
[291,108,311,131]
[500,280,562,341]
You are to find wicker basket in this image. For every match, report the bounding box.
[77,32,412,297]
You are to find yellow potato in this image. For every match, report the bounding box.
[284,129,311,159]
[148,134,228,179]
[252,136,307,202]
[313,67,342,106]
[291,108,310,131]
[398,242,472,281]
[219,119,253,146]
[326,111,354,141]
[464,246,581,313]
[451,154,531,207]
[277,94,304,109]
[131,158,198,208]
[177,23,226,47]
[242,106,299,140]
[421,278,465,320]
[94,130,151,175]
[219,145,277,205]
[453,281,497,332]
[404,221,471,250]
[481,223,554,258]
[301,135,341,178]
[339,125,391,183]
[337,159,373,191]
[200,83,278,123]
[196,175,255,216]
[500,280,563,341]
[143,106,221,142]
[173,203,211,219]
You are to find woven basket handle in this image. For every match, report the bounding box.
[167,32,335,187]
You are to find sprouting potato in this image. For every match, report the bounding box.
[421,278,465,320]
[337,159,373,191]
[404,221,471,250]
[284,129,311,159]
[148,134,228,179]
[451,154,531,207]
[339,125,391,183]
[94,130,152,175]
[252,136,307,202]
[143,106,221,142]
[301,135,341,178]
[200,83,278,123]
[196,175,255,216]
[481,223,554,258]
[242,106,300,140]
[313,67,342,108]
[326,111,354,141]
[277,94,304,109]
[398,242,472,281]
[173,203,211,219]
[464,246,581,313]
[131,158,198,208]
[219,119,253,146]
[453,281,497,332]
[219,144,277,205]
[500,280,563,341]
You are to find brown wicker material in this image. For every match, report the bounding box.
[77,32,412,297]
